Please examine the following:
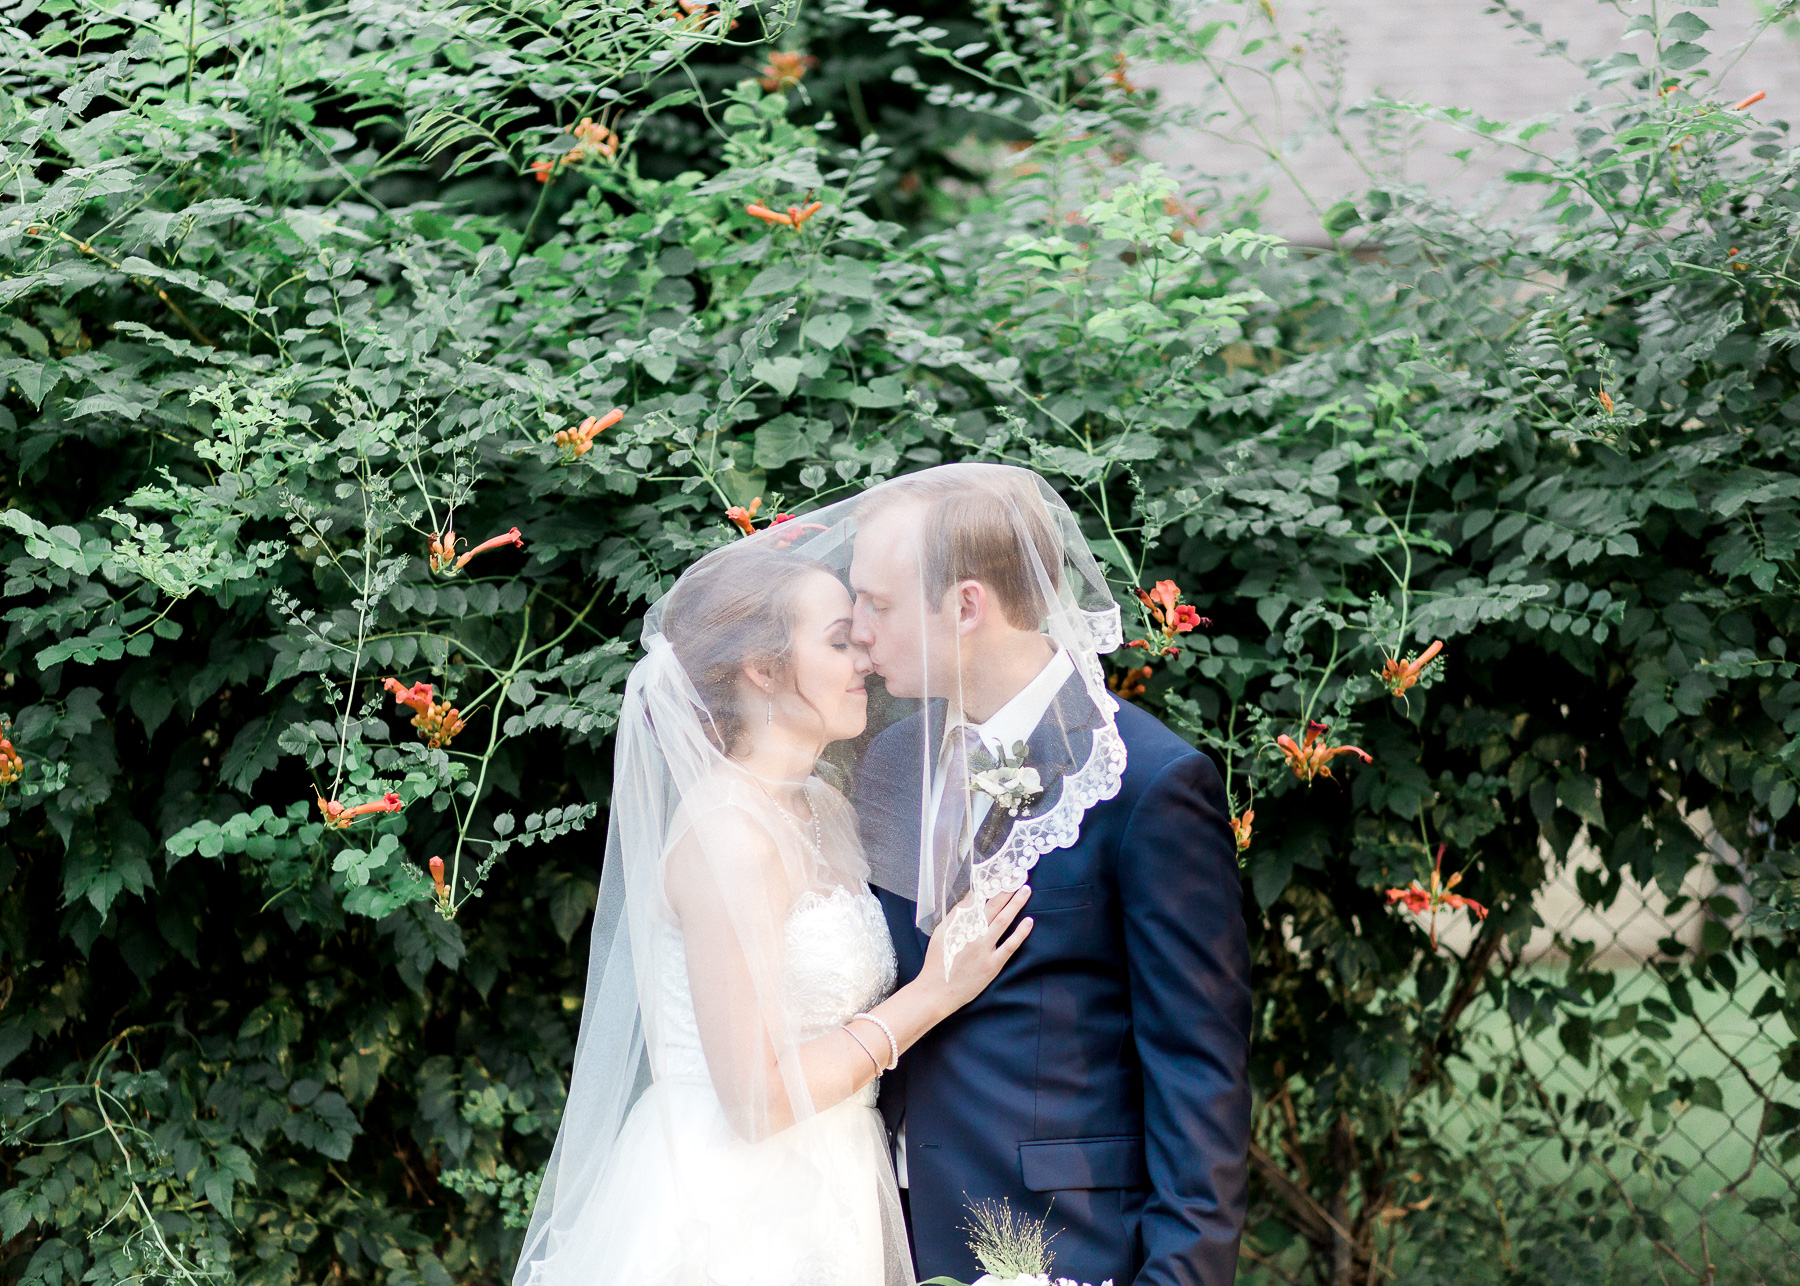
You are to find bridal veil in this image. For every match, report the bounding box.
[512,464,1121,1285]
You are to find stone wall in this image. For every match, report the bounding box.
[1142,0,1799,243]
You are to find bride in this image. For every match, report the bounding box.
[513,539,1034,1286]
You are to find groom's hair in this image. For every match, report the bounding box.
[863,466,1062,629]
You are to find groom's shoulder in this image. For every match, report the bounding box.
[1112,698,1217,796]
[856,705,932,798]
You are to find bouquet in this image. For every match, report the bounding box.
[919,1199,1112,1286]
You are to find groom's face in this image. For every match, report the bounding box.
[849,503,957,700]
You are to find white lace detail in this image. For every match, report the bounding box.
[937,651,1126,970]
[1082,603,1124,652]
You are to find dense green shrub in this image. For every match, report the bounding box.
[2,1,1798,1284]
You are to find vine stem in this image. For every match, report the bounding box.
[446,595,534,908]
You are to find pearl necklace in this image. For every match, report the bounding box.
[744,770,823,856]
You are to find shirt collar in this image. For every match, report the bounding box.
[947,645,1075,755]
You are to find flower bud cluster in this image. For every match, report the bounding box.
[384,678,468,748]
[555,407,622,459]
[0,721,21,786]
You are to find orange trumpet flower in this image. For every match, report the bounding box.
[317,791,404,829]
[1275,720,1372,783]
[726,496,764,535]
[1128,580,1209,655]
[745,200,824,229]
[1733,91,1766,111]
[0,721,21,787]
[1380,639,1445,697]
[759,51,818,92]
[383,678,468,748]
[456,527,523,570]
[555,407,624,458]
[1384,844,1488,951]
[429,855,449,903]
[1104,52,1139,95]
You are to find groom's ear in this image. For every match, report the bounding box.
[953,579,989,636]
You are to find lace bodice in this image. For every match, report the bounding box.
[650,885,897,1104]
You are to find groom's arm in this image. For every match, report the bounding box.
[1119,750,1252,1286]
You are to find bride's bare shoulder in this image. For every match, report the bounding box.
[664,776,789,902]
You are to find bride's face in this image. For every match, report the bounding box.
[772,572,870,744]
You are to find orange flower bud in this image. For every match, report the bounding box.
[1379,639,1445,697]
[1733,91,1766,111]
[1229,810,1254,853]
[725,497,764,535]
[1597,389,1614,415]
[555,407,625,457]
[453,527,524,571]
[758,51,819,93]
[318,791,404,829]
[1107,665,1153,701]
[429,856,448,901]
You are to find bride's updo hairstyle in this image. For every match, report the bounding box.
[664,545,838,756]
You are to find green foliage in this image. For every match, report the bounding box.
[2,1,1799,1285]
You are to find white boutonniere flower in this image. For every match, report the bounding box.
[968,740,1044,816]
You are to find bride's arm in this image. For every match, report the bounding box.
[667,819,1032,1140]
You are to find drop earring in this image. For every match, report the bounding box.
[766,686,773,725]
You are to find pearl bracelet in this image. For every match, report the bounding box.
[851,1011,899,1071]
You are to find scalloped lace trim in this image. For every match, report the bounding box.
[936,689,1126,971]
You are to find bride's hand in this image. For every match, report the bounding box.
[917,886,1034,1016]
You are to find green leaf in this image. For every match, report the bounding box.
[849,376,905,408]
[751,355,804,397]
[1661,41,1709,70]
[753,414,810,469]
[549,877,597,944]
[1251,848,1293,911]
[1687,1076,1724,1111]
[743,262,805,297]
[815,257,876,299]
[1663,12,1712,40]
[802,312,852,349]
[1556,774,1605,829]
[1322,200,1363,236]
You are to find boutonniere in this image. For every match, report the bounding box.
[968,740,1044,816]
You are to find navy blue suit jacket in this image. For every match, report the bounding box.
[856,696,1251,1286]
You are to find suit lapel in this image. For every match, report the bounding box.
[971,671,1101,860]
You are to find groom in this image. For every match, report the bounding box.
[849,468,1252,1286]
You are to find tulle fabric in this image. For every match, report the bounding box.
[515,638,911,1286]
[514,463,1122,1286]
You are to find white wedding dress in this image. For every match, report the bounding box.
[528,876,910,1286]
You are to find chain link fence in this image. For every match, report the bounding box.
[1413,827,1798,1284]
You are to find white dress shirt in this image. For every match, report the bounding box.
[896,645,1073,1187]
